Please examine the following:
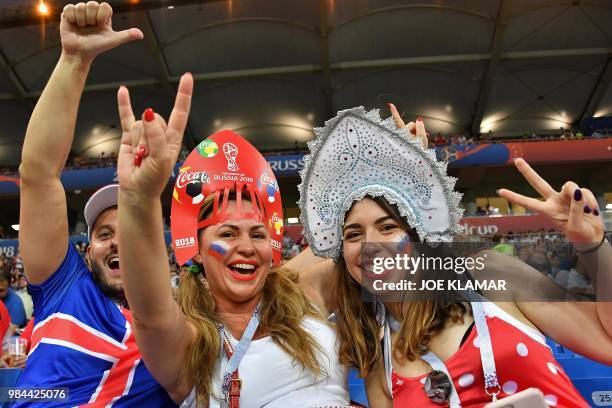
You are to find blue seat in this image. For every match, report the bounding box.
[348,368,368,407]
[547,337,612,406]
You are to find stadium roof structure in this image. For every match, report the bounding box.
[0,0,611,166]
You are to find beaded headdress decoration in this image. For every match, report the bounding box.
[298,107,463,259]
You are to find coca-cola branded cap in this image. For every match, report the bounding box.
[171,130,284,266]
[84,184,119,241]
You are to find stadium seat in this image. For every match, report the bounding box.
[547,337,612,405]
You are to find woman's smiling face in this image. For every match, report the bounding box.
[198,199,273,305]
[342,198,414,285]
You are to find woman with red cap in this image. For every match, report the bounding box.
[115,77,349,407]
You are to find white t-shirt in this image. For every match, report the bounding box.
[181,317,349,407]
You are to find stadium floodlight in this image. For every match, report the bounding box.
[11,224,19,231]
[37,1,49,15]
[287,217,299,224]
[606,203,612,210]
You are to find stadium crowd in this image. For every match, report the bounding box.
[488,231,612,299]
[0,126,608,181]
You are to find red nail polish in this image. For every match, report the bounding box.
[144,108,155,122]
[387,103,393,110]
[410,127,416,135]
[417,116,423,122]
[137,144,148,156]
[134,155,142,167]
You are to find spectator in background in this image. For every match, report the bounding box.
[75,241,87,259]
[178,264,189,282]
[558,247,576,271]
[282,231,295,258]
[450,135,459,145]
[549,254,562,278]
[282,231,295,250]
[73,154,84,167]
[167,244,177,265]
[491,234,515,256]
[526,252,551,277]
[99,151,106,166]
[556,262,593,299]
[475,205,488,216]
[14,272,33,321]
[0,269,26,328]
[457,134,467,145]
[12,249,23,272]
[517,245,532,263]
[433,132,446,146]
[296,234,308,251]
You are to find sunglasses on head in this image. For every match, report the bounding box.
[423,370,452,405]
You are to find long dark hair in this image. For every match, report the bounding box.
[334,196,467,374]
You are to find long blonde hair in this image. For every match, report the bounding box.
[178,191,325,406]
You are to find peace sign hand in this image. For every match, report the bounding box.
[497,158,604,245]
[116,73,193,198]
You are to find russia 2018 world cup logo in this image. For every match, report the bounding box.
[222,142,239,172]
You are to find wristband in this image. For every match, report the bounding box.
[574,233,606,254]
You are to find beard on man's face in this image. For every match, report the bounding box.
[90,260,126,305]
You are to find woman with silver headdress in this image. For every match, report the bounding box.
[289,104,611,407]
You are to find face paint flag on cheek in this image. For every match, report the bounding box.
[396,234,412,253]
[171,130,284,266]
[208,240,231,260]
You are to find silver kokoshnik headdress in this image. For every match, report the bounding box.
[298,107,464,259]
